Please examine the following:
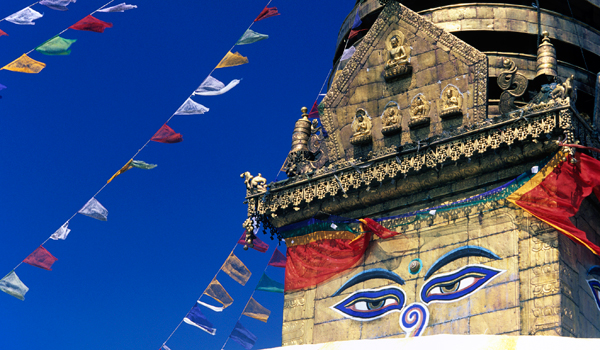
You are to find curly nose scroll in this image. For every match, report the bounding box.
[400,303,430,337]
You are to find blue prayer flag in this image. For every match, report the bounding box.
[183,302,216,335]
[230,322,257,350]
[255,273,284,293]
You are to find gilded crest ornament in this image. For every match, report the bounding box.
[408,94,430,128]
[439,85,463,119]
[384,30,411,81]
[350,108,373,145]
[497,58,528,115]
[381,101,402,135]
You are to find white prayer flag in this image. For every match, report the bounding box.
[97,3,137,12]
[50,222,71,240]
[0,271,29,300]
[78,198,108,221]
[175,98,209,115]
[5,7,43,25]
[341,47,356,61]
[198,300,224,312]
[193,76,240,96]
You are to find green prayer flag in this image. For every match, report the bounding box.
[35,36,76,56]
[255,273,283,293]
[131,160,157,170]
[0,270,29,300]
[236,29,269,45]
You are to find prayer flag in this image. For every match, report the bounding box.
[230,322,257,350]
[340,47,356,61]
[2,54,46,73]
[0,84,6,91]
[78,198,108,221]
[50,222,71,240]
[216,51,248,69]
[107,159,133,184]
[237,231,268,253]
[70,15,113,33]
[0,30,8,37]
[255,273,283,293]
[162,345,172,350]
[40,0,75,11]
[222,253,251,286]
[23,246,58,271]
[193,76,240,96]
[254,6,280,22]
[174,98,209,115]
[131,160,157,170]
[349,28,368,39]
[351,7,362,29]
[204,279,233,308]
[183,302,216,335]
[268,249,286,268]
[198,300,223,312]
[97,3,137,12]
[151,124,182,143]
[242,297,270,323]
[5,7,43,25]
[236,29,268,45]
[0,271,28,300]
[307,101,319,119]
[508,149,600,256]
[36,36,77,55]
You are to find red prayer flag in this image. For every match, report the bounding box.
[268,248,286,268]
[254,6,280,22]
[0,29,8,37]
[151,124,183,143]
[23,246,58,271]
[349,28,368,39]
[69,15,113,33]
[238,231,269,253]
[509,150,600,256]
[307,101,319,119]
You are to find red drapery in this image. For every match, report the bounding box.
[509,150,600,256]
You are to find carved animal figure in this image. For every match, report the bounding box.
[550,75,574,100]
[240,172,267,192]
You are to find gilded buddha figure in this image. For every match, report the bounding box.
[440,85,463,119]
[384,30,411,80]
[381,101,402,135]
[408,94,430,128]
[350,108,373,145]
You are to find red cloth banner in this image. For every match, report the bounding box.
[69,15,113,33]
[284,231,371,291]
[349,28,368,39]
[237,231,269,253]
[23,246,58,271]
[254,6,280,22]
[151,124,183,143]
[359,217,401,239]
[0,29,8,37]
[509,150,600,256]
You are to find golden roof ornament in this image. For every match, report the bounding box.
[535,31,558,79]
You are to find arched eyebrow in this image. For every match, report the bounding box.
[588,266,600,277]
[332,268,405,297]
[424,245,500,280]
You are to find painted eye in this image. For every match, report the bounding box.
[587,279,600,311]
[420,265,504,304]
[331,286,405,321]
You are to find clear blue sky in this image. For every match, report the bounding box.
[0,1,352,349]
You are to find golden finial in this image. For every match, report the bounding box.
[301,106,309,120]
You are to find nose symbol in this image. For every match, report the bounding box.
[400,303,429,337]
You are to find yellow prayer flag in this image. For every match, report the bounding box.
[107,159,133,184]
[242,297,270,323]
[215,51,248,69]
[222,253,251,286]
[2,54,46,73]
[204,279,234,308]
